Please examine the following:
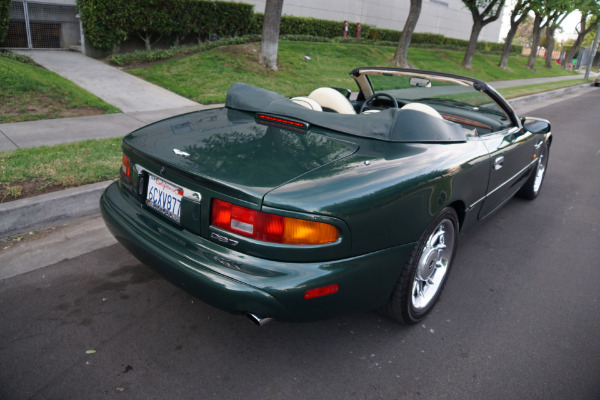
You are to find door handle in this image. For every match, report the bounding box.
[494,156,504,170]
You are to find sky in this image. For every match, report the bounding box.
[499,4,583,43]
[557,11,583,41]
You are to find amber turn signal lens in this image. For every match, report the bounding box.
[283,218,339,245]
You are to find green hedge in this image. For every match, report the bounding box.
[251,14,370,39]
[77,0,254,50]
[78,0,522,55]
[0,0,11,44]
[260,18,522,55]
[367,27,522,54]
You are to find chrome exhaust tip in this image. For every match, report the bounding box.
[247,313,273,326]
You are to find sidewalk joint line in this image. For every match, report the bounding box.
[125,113,152,125]
[0,128,20,150]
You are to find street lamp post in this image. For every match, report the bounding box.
[584,27,600,81]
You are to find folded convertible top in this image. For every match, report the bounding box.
[225,82,467,143]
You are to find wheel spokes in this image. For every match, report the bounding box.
[411,219,455,311]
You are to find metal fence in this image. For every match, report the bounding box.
[1,0,80,49]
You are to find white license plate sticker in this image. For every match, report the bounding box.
[146,175,183,223]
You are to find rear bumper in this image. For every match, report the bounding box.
[100,182,415,322]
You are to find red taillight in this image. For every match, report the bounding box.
[304,284,339,299]
[211,199,338,245]
[121,154,131,178]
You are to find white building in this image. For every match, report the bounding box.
[1,0,504,51]
[238,0,503,42]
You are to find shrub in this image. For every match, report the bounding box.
[252,14,369,39]
[0,0,10,45]
[413,33,445,45]
[365,27,523,54]
[79,1,522,57]
[0,50,35,64]
[77,0,255,50]
[108,35,261,66]
[77,0,132,50]
[366,28,402,42]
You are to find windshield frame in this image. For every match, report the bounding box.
[350,67,521,129]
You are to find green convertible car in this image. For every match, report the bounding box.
[100,67,551,325]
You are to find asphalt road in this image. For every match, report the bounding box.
[1,88,599,400]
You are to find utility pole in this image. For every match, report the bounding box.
[584,27,600,81]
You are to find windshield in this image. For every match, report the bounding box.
[363,70,512,135]
[367,74,506,118]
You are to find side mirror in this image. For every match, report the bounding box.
[409,77,432,88]
[522,117,551,134]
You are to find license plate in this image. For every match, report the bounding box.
[146,175,183,223]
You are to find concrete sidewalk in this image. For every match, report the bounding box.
[0,105,209,152]
[1,50,208,152]
[18,50,199,113]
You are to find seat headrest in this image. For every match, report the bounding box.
[400,103,443,119]
[290,96,323,111]
[308,88,356,114]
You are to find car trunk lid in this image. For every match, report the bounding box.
[123,108,358,204]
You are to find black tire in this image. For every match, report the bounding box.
[517,142,549,200]
[382,208,459,324]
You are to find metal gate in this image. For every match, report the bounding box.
[1,0,80,49]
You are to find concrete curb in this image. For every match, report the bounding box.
[0,180,113,239]
[507,83,593,109]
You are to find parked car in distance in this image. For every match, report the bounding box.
[101,67,551,326]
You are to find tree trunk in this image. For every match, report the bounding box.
[544,27,555,68]
[499,25,519,69]
[562,34,585,69]
[259,0,284,71]
[138,32,152,51]
[393,0,422,68]
[561,13,598,68]
[462,19,483,69]
[527,13,542,70]
[498,0,528,70]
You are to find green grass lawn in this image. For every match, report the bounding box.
[0,55,120,124]
[0,138,121,202]
[497,79,589,99]
[128,41,577,104]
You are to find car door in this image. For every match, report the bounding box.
[478,125,538,218]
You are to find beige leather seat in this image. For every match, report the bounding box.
[401,103,443,119]
[308,88,356,114]
[290,96,323,111]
